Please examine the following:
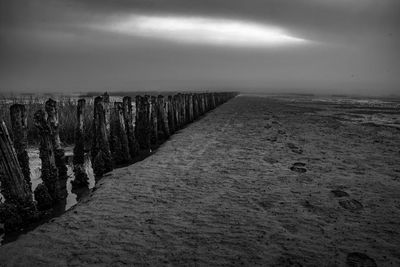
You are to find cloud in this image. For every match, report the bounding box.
[93,14,310,47]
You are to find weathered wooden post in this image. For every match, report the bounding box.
[122,96,139,159]
[45,99,67,179]
[72,99,88,187]
[173,95,180,130]
[197,94,202,117]
[0,121,34,205]
[201,93,206,114]
[163,96,170,139]
[150,96,158,146]
[193,94,199,119]
[181,94,187,125]
[180,94,186,126]
[198,93,203,116]
[157,95,170,140]
[156,95,164,141]
[34,110,66,201]
[103,92,111,138]
[204,93,208,112]
[9,104,31,189]
[167,96,175,135]
[211,93,216,109]
[205,93,210,112]
[135,95,151,151]
[33,183,53,211]
[183,94,187,124]
[179,94,184,127]
[0,121,36,231]
[91,96,113,177]
[188,94,194,122]
[110,102,131,165]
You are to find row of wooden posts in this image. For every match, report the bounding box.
[0,92,236,230]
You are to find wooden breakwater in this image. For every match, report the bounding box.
[0,92,237,234]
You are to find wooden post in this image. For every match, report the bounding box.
[122,96,139,159]
[211,93,216,109]
[162,96,170,139]
[34,110,66,201]
[157,95,170,140]
[181,94,187,125]
[135,95,151,151]
[167,96,175,135]
[173,95,182,131]
[110,102,131,165]
[149,96,158,147]
[72,99,88,187]
[156,95,164,141]
[179,94,185,126]
[193,94,199,119]
[91,96,113,177]
[0,121,33,205]
[188,94,194,122]
[205,93,210,111]
[183,94,188,124]
[198,93,202,116]
[103,92,111,138]
[45,99,67,179]
[0,121,37,232]
[9,104,31,190]
[201,94,206,115]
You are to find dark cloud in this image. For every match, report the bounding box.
[0,0,399,94]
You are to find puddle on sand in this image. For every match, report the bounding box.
[0,146,95,245]
[28,147,96,210]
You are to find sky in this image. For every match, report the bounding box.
[0,0,399,95]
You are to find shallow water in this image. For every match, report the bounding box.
[0,146,95,244]
[28,147,96,210]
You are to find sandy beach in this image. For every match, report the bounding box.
[0,95,399,266]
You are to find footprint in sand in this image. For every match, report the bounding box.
[263,156,278,164]
[331,189,350,197]
[287,143,303,154]
[346,252,377,267]
[258,200,274,210]
[339,199,363,211]
[290,162,307,173]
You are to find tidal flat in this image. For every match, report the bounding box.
[0,95,399,266]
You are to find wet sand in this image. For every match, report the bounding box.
[0,95,399,266]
